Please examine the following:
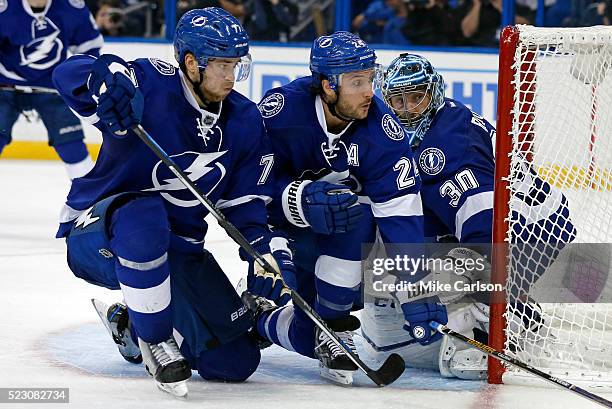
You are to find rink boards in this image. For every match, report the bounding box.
[3,42,498,160]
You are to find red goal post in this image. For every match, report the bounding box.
[489,25,612,389]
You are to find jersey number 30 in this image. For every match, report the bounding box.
[439,169,479,207]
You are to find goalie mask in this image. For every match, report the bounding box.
[382,54,445,147]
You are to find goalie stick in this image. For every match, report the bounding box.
[430,321,612,408]
[131,124,406,387]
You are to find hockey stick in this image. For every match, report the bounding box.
[430,321,612,408]
[131,124,406,387]
[0,85,59,94]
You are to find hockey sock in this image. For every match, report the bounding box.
[255,305,316,358]
[110,196,172,344]
[54,140,94,179]
[315,277,360,321]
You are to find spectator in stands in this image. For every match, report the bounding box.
[401,0,463,45]
[515,0,572,26]
[352,0,407,44]
[458,0,529,47]
[243,0,299,42]
[382,0,409,44]
[177,0,245,21]
[581,0,611,25]
[95,0,143,36]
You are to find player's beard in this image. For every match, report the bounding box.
[335,94,372,121]
[200,78,234,103]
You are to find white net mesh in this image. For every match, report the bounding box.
[502,26,612,389]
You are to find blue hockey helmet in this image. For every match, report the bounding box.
[382,53,445,146]
[309,31,381,90]
[174,7,251,81]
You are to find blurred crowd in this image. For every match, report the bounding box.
[351,0,610,47]
[91,0,612,47]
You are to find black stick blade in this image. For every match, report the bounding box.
[369,353,405,386]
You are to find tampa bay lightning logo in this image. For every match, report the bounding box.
[412,326,426,339]
[299,167,332,181]
[148,58,175,76]
[191,16,207,27]
[318,37,333,48]
[297,169,362,194]
[419,147,446,176]
[0,0,7,13]
[144,151,227,207]
[20,18,63,70]
[381,114,404,141]
[258,93,284,118]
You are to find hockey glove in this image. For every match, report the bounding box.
[88,54,143,135]
[401,297,448,346]
[248,237,295,306]
[301,181,363,235]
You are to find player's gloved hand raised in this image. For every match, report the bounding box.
[88,54,143,136]
[401,297,448,346]
[248,237,296,306]
[302,181,363,235]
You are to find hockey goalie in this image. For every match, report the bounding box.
[359,53,578,380]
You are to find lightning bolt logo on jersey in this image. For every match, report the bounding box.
[56,56,275,253]
[74,206,100,229]
[144,151,227,207]
[0,0,103,87]
[20,18,62,70]
[261,76,424,246]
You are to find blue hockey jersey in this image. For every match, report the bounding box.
[0,0,102,88]
[53,55,275,253]
[414,98,495,244]
[415,98,576,247]
[259,76,424,247]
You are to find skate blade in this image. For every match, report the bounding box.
[319,363,354,386]
[156,380,189,399]
[91,299,114,337]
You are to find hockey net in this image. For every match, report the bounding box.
[489,25,612,390]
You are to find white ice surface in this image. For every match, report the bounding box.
[0,160,610,409]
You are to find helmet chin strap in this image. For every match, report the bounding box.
[191,71,208,106]
[180,63,211,109]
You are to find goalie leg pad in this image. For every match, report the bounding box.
[438,303,489,380]
[438,335,487,380]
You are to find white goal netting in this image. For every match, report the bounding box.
[500,25,612,390]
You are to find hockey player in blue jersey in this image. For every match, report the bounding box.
[51,7,296,397]
[0,0,102,179]
[251,33,447,385]
[360,53,577,379]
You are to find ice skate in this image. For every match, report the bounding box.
[315,316,360,386]
[91,299,142,364]
[139,336,191,398]
[240,290,277,349]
